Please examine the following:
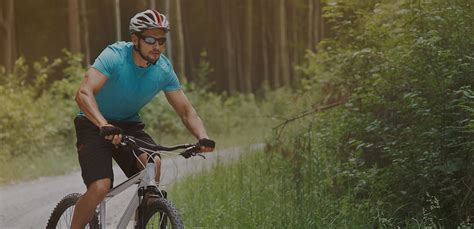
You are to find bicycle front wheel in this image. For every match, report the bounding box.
[137,197,184,229]
[46,193,99,229]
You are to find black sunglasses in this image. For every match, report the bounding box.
[137,34,167,45]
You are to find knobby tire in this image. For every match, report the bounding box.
[137,197,184,229]
[46,193,99,229]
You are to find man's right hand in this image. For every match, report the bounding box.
[99,124,123,147]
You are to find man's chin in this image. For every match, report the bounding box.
[146,56,160,65]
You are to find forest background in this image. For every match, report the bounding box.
[1,0,473,227]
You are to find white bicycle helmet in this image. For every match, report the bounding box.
[129,9,170,34]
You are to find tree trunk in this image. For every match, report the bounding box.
[149,0,156,9]
[278,0,291,86]
[164,0,173,62]
[222,0,236,93]
[272,0,281,89]
[243,0,253,93]
[313,0,321,45]
[183,10,194,82]
[114,0,121,41]
[261,0,269,89]
[80,0,91,66]
[319,0,325,41]
[308,0,314,49]
[68,0,81,53]
[234,1,244,92]
[291,1,299,86]
[174,0,186,81]
[1,0,17,73]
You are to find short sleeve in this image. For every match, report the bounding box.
[163,68,181,92]
[92,46,121,78]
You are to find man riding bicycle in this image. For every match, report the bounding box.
[71,9,215,228]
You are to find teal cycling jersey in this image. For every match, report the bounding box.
[80,41,181,121]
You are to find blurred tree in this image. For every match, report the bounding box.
[278,0,291,86]
[164,0,173,62]
[0,0,17,73]
[80,0,91,65]
[114,0,121,41]
[260,0,270,87]
[308,0,323,49]
[68,0,81,53]
[173,0,186,81]
[0,0,326,93]
[221,0,237,93]
[272,1,281,88]
[243,0,253,93]
[235,1,244,91]
[149,0,156,9]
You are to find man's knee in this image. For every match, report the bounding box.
[87,178,111,198]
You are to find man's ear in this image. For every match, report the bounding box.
[131,34,138,46]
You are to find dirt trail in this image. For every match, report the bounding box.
[0,145,263,228]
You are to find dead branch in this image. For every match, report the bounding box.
[273,101,346,140]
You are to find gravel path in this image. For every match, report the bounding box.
[0,144,263,229]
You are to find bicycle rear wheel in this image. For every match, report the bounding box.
[46,193,99,229]
[137,197,184,229]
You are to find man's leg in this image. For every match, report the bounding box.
[73,116,115,228]
[71,178,111,229]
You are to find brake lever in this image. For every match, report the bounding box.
[180,149,206,159]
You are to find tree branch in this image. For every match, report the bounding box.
[273,101,346,140]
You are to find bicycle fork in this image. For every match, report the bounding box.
[136,186,168,226]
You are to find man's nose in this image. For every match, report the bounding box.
[152,43,161,50]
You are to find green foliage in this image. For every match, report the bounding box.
[293,0,474,226]
[0,51,84,183]
[170,0,473,227]
[189,50,215,92]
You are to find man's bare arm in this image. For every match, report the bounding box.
[75,68,109,128]
[165,90,211,145]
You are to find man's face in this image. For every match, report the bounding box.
[132,28,167,64]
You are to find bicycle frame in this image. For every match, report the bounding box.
[99,159,159,229]
[76,135,202,228]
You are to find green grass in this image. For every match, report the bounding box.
[168,149,378,228]
[0,148,79,184]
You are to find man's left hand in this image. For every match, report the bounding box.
[198,138,215,152]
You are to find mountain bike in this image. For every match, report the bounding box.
[46,135,205,229]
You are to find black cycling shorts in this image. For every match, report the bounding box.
[74,115,159,188]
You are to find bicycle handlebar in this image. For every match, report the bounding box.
[120,135,201,159]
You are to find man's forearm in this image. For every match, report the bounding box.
[181,110,209,139]
[76,90,108,127]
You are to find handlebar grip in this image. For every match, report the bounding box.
[99,126,123,137]
[198,138,216,148]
